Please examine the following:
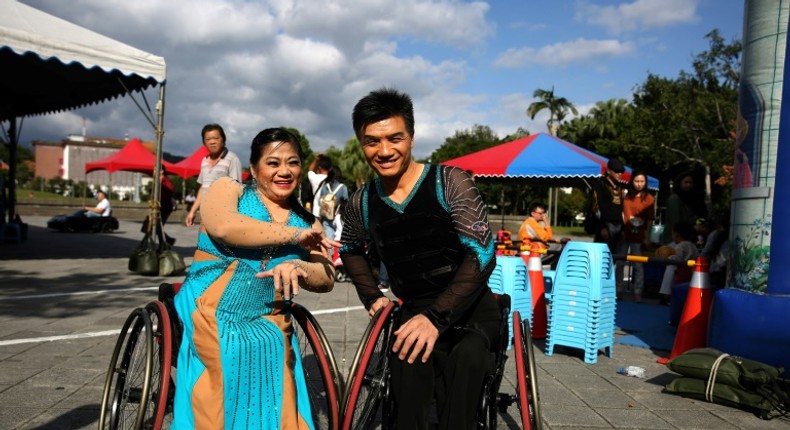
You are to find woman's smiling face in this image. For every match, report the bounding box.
[251,141,302,203]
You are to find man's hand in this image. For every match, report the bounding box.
[392,314,439,364]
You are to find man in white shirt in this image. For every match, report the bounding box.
[185,123,243,226]
[84,190,111,217]
[307,154,332,216]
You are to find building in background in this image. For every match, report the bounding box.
[32,135,155,200]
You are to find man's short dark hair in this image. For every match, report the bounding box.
[316,154,333,172]
[528,202,546,213]
[201,123,226,142]
[606,158,625,173]
[352,87,415,140]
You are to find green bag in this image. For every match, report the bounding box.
[129,234,159,276]
[665,347,789,419]
[158,248,185,277]
[665,377,779,415]
[667,347,783,390]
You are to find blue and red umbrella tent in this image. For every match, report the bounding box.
[441,133,658,190]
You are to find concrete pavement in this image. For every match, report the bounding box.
[1,216,787,429]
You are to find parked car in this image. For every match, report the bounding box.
[47,210,119,233]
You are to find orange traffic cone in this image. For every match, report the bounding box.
[526,243,547,339]
[658,256,712,364]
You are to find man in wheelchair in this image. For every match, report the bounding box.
[340,88,502,429]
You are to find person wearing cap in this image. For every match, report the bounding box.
[587,158,626,253]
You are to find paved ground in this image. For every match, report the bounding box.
[1,216,787,429]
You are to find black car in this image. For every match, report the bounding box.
[47,210,119,233]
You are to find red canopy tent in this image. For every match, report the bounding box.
[85,137,174,175]
[169,145,208,179]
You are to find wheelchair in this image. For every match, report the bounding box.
[341,294,542,430]
[98,283,343,430]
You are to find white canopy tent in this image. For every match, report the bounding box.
[0,0,167,224]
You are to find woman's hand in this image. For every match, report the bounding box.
[368,296,391,318]
[294,228,341,257]
[256,260,308,301]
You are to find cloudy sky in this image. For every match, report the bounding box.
[17,0,743,162]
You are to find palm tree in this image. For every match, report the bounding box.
[588,98,632,138]
[526,87,579,136]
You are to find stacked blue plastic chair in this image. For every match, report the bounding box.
[487,255,531,350]
[544,241,616,364]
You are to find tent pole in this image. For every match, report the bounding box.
[151,84,166,240]
[6,117,18,224]
[554,187,560,226]
[500,189,505,231]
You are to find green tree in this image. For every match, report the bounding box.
[558,30,740,218]
[337,137,375,191]
[429,124,501,163]
[501,127,530,143]
[0,141,34,187]
[526,87,578,136]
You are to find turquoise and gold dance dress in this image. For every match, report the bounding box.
[173,184,316,429]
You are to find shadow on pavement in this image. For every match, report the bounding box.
[1,224,196,260]
[28,406,100,430]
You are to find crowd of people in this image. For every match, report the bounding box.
[581,161,729,304]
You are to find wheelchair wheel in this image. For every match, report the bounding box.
[341,302,398,430]
[477,371,500,430]
[477,294,511,430]
[144,301,174,430]
[290,302,342,430]
[99,308,154,430]
[512,312,542,430]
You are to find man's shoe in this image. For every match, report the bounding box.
[166,236,176,246]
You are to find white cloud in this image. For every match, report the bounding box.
[15,0,735,168]
[575,0,700,35]
[272,0,493,54]
[494,38,635,68]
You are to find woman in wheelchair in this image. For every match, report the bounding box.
[171,128,338,429]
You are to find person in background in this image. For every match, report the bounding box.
[157,165,176,247]
[308,154,332,214]
[83,189,111,217]
[316,165,349,241]
[518,201,553,248]
[616,171,654,302]
[661,171,705,244]
[697,216,730,288]
[588,158,626,253]
[340,87,500,429]
[172,127,337,429]
[185,123,243,226]
[184,190,196,213]
[657,221,699,305]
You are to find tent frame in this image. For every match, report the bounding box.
[3,82,166,226]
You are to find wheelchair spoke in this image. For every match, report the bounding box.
[342,302,397,430]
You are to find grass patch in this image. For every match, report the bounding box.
[553,225,589,237]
